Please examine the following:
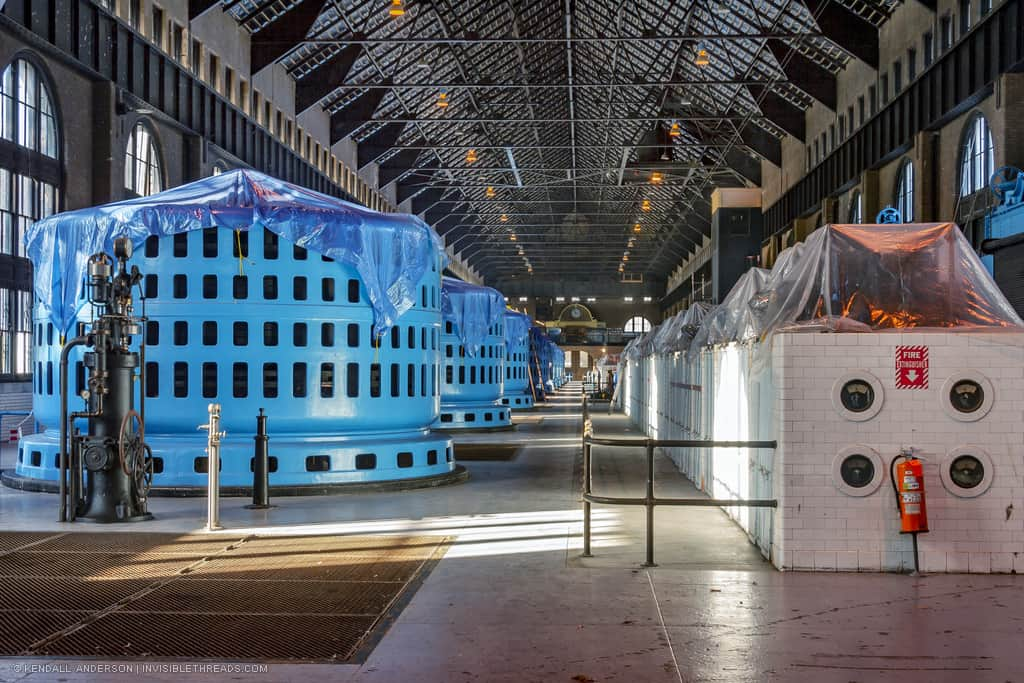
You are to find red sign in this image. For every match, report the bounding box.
[895,345,929,389]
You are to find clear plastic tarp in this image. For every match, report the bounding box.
[441,277,506,358]
[687,267,771,357]
[25,169,445,337]
[750,223,1024,335]
[652,302,712,353]
[504,309,531,348]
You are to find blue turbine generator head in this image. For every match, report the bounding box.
[10,170,461,494]
[501,309,533,409]
[529,326,560,397]
[437,277,511,430]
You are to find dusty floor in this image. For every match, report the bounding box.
[0,385,1021,682]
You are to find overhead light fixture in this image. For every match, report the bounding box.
[518,296,529,302]
[641,199,651,212]
[465,148,478,164]
[555,296,565,302]
[485,185,495,198]
[571,296,580,302]
[643,296,653,302]
[633,223,642,233]
[669,122,681,137]
[618,265,625,272]
[623,254,629,262]
[500,213,509,222]
[694,43,710,67]
[586,297,596,302]
[623,296,634,302]
[436,90,449,108]
[509,232,516,240]
[503,296,509,302]
[650,171,663,184]
[388,0,405,17]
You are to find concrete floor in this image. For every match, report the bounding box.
[0,385,1022,682]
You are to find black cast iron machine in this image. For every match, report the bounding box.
[58,236,153,522]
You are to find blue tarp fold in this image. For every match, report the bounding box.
[25,169,445,337]
[503,309,531,349]
[441,277,506,357]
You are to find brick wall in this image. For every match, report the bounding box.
[773,331,1024,572]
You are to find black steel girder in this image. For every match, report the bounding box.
[767,42,837,110]
[250,0,328,74]
[804,0,879,69]
[357,123,409,169]
[747,85,806,141]
[295,43,362,113]
[330,86,391,143]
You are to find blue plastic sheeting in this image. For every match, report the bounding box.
[441,277,506,357]
[25,169,444,337]
[503,309,531,348]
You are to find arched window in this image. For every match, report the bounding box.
[211,161,228,176]
[895,160,914,222]
[125,121,163,197]
[0,57,61,377]
[848,190,863,224]
[959,114,994,197]
[624,316,652,334]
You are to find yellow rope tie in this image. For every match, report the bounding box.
[235,229,245,277]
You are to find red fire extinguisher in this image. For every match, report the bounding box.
[890,450,928,573]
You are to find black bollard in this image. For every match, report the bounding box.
[245,408,275,510]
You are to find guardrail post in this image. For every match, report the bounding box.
[581,395,593,557]
[582,440,593,557]
[643,440,657,568]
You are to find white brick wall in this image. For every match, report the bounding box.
[772,331,1024,573]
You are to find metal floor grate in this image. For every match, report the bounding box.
[0,531,445,662]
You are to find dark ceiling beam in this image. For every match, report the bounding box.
[431,214,468,234]
[396,178,428,205]
[379,151,435,186]
[767,42,837,110]
[738,126,782,167]
[329,86,391,144]
[357,123,409,169]
[721,148,762,186]
[412,187,446,215]
[188,0,221,20]
[295,43,362,114]
[912,0,937,8]
[804,0,880,69]
[250,0,328,74]
[747,85,806,141]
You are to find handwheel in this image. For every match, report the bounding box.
[118,410,145,477]
[989,166,1024,202]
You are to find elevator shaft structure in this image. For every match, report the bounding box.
[60,237,152,523]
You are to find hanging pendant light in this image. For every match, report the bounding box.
[633,222,642,233]
[389,0,406,17]
[500,213,509,222]
[509,232,516,240]
[694,42,710,67]
[641,199,651,212]
[436,91,449,108]
[669,122,681,138]
[486,185,495,198]
[465,148,478,164]
[650,171,663,184]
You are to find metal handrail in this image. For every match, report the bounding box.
[580,396,778,567]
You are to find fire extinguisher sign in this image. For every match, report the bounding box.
[895,345,929,389]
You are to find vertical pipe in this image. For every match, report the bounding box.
[58,336,87,523]
[205,403,222,531]
[248,408,273,509]
[644,440,656,567]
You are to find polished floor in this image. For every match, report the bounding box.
[0,386,1022,682]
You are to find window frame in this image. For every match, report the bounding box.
[894,159,915,222]
[958,113,994,198]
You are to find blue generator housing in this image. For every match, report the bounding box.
[438,278,511,430]
[10,170,459,493]
[501,310,533,409]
